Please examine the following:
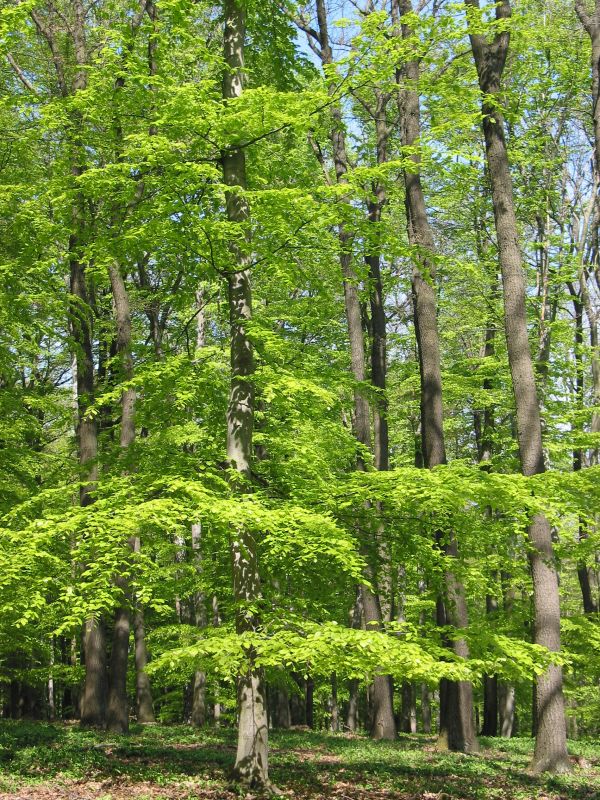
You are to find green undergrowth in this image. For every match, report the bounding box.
[0,721,598,799]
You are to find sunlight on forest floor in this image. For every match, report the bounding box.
[0,722,598,800]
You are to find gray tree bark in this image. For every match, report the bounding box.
[105,262,136,734]
[394,0,478,754]
[498,683,515,738]
[222,0,271,789]
[467,0,569,772]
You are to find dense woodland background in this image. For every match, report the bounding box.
[1,0,600,791]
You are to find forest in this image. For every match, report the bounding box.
[0,0,600,797]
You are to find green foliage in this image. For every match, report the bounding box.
[0,0,598,744]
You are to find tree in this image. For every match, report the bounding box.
[394,0,478,753]
[465,0,570,772]
[221,0,271,788]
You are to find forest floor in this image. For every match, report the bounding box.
[0,722,598,800]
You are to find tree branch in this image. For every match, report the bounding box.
[6,53,39,95]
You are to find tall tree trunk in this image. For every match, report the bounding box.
[106,605,130,733]
[132,540,155,724]
[365,93,391,475]
[37,0,109,729]
[499,572,516,737]
[476,279,500,738]
[482,663,498,737]
[467,0,569,772]
[47,642,55,721]
[105,262,137,734]
[310,0,396,741]
[569,286,599,613]
[222,1,270,788]
[394,0,477,754]
[100,119,134,727]
[575,1,600,184]
[104,8,158,724]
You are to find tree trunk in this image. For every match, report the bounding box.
[270,685,291,730]
[191,523,208,727]
[222,1,270,788]
[306,677,314,729]
[498,682,515,738]
[482,589,499,737]
[482,675,498,737]
[467,0,569,772]
[421,684,432,734]
[106,605,130,733]
[133,602,155,723]
[81,618,107,727]
[365,95,390,474]
[28,0,107,733]
[346,589,363,732]
[310,0,396,741]
[330,674,339,732]
[290,675,306,726]
[48,639,55,721]
[361,588,397,740]
[346,680,359,732]
[570,287,599,613]
[71,148,105,731]
[191,670,207,727]
[400,683,417,733]
[59,0,105,732]
[394,0,477,754]
[476,287,499,738]
[104,262,137,734]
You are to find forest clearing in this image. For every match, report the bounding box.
[1,0,600,796]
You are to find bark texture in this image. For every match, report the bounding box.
[395,0,477,754]
[81,619,106,727]
[222,0,270,788]
[466,0,569,772]
[105,261,136,734]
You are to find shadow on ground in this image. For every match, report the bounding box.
[0,722,598,800]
